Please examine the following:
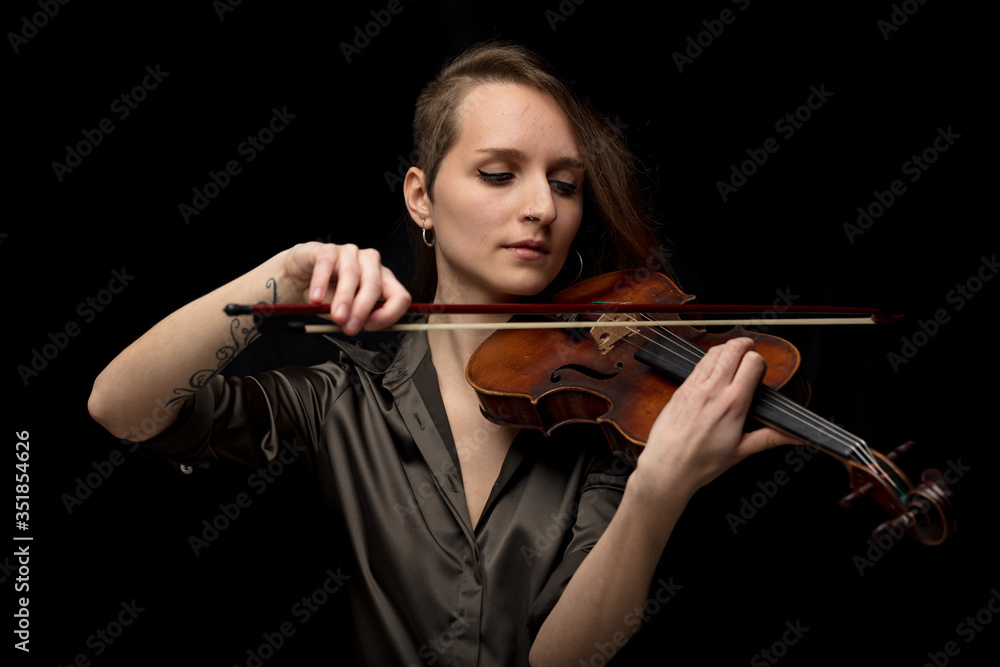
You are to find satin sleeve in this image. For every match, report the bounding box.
[526,449,632,634]
[133,361,353,472]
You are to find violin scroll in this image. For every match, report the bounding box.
[839,441,956,546]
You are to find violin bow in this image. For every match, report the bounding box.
[223,302,903,334]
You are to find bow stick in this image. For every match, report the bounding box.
[224,302,902,333]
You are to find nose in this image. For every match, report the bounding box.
[522,174,557,225]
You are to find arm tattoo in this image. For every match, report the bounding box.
[164,278,278,407]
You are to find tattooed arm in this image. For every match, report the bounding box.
[87,243,411,442]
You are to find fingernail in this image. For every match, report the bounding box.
[335,304,348,320]
[312,287,323,301]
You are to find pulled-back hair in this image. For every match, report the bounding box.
[407,41,671,302]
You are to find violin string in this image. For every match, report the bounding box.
[625,319,888,482]
[631,316,887,474]
[601,314,902,495]
[628,315,906,497]
[589,313,846,459]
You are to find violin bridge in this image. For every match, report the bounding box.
[590,313,640,354]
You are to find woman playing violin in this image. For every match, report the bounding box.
[88,42,798,666]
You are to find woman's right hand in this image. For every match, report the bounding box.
[282,242,412,336]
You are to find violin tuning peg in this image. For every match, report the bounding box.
[920,468,947,489]
[887,440,916,461]
[839,482,874,509]
[871,511,915,541]
[917,469,955,505]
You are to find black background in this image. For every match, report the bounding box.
[6,1,996,665]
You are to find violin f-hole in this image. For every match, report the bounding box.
[550,362,623,384]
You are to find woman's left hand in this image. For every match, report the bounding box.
[631,337,799,504]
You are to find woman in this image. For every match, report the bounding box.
[88,42,796,665]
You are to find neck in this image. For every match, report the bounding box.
[425,282,518,374]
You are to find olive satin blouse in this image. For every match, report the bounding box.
[139,330,631,665]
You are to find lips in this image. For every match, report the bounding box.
[502,240,550,260]
[503,240,550,254]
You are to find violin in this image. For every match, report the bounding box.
[227,270,956,545]
[464,271,956,546]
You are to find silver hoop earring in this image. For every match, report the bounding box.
[421,220,435,248]
[562,248,583,283]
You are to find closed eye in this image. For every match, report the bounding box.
[477,169,513,184]
[477,170,578,197]
[550,180,578,196]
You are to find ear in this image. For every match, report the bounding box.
[403,167,432,230]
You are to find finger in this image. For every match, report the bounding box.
[680,340,765,444]
[737,426,802,460]
[363,266,412,331]
[329,244,361,324]
[687,337,755,389]
[730,348,767,407]
[344,249,386,334]
[306,244,338,304]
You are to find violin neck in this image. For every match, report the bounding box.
[747,384,862,463]
[634,341,866,464]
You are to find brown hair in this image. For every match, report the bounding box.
[407,41,672,302]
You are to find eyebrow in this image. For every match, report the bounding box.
[475,147,584,170]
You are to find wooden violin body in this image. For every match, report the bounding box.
[467,271,956,546]
[468,270,808,459]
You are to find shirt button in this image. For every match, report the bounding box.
[179,464,193,475]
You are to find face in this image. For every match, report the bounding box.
[409,83,585,303]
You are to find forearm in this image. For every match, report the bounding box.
[529,470,695,667]
[88,250,292,441]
